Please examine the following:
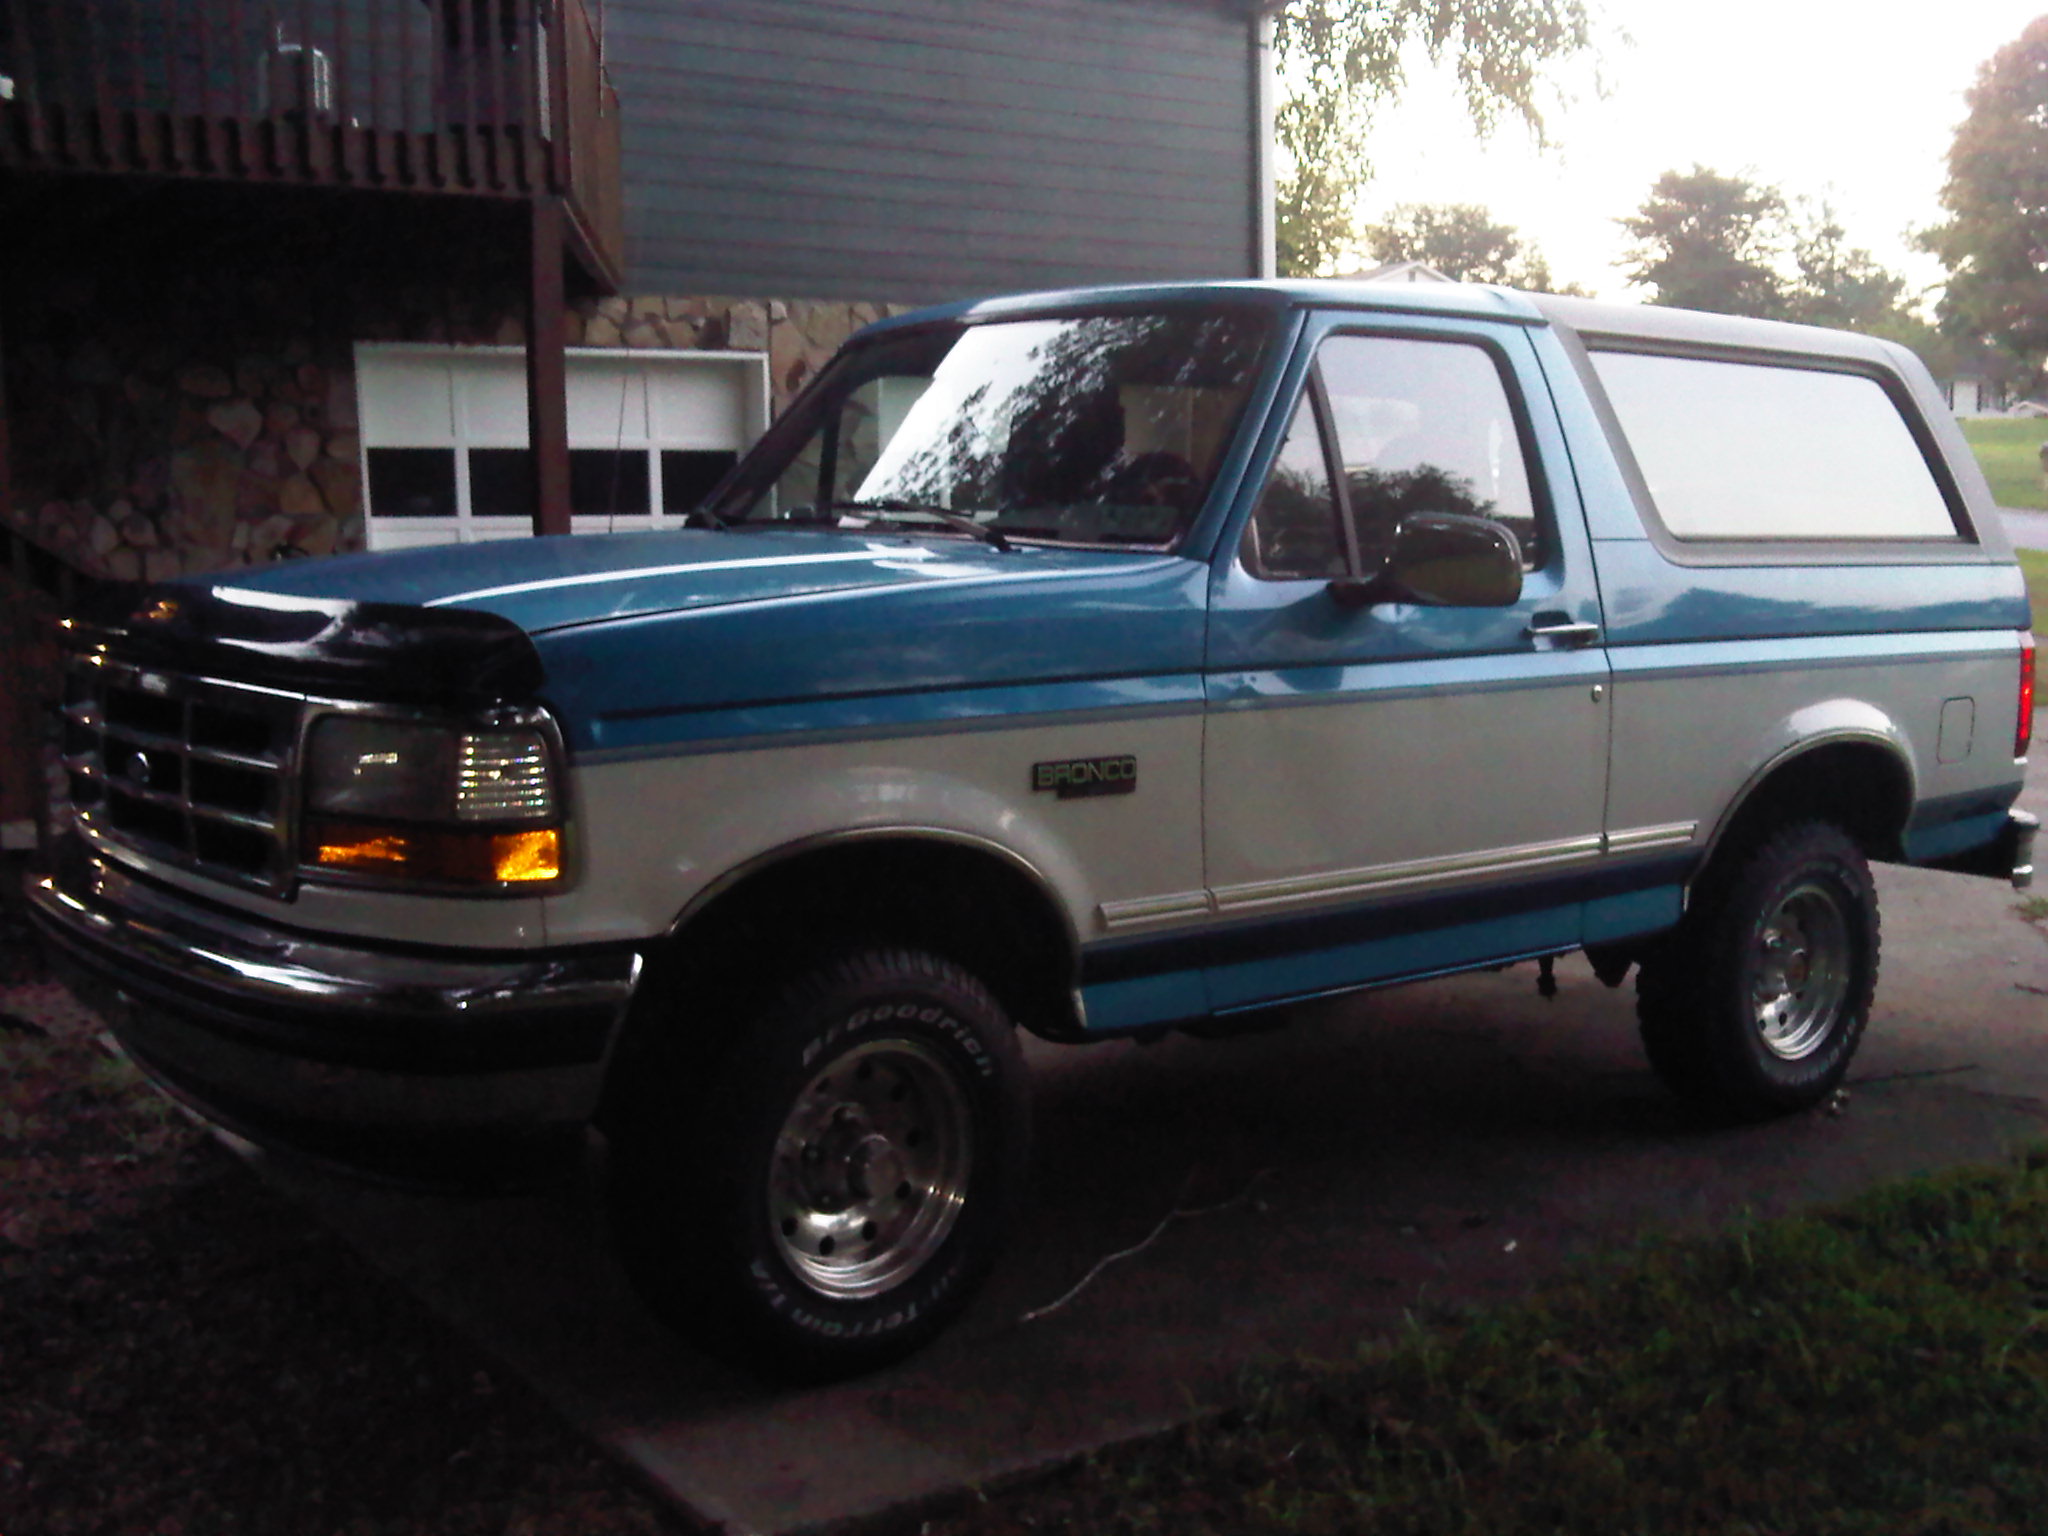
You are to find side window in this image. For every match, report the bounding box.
[1319,336,1543,572]
[1589,351,1958,541]
[1242,396,1346,579]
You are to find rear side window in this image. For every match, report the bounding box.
[1591,351,1958,541]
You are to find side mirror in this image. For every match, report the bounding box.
[1329,512,1523,610]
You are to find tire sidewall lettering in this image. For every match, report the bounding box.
[799,997,996,1080]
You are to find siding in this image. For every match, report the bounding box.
[605,0,1258,302]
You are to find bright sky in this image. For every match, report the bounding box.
[1344,1,2043,304]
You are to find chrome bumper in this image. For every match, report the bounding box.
[26,839,642,1183]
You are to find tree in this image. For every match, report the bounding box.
[1921,17,2048,390]
[1361,202,1558,289]
[1783,202,1911,332]
[1618,167,1788,316]
[1272,0,1595,277]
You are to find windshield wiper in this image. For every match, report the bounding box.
[763,500,1012,553]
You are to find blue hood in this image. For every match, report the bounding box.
[222,527,1044,633]
[212,530,1211,754]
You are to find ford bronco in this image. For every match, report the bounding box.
[28,281,2037,1377]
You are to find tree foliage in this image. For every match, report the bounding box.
[1617,167,1788,316]
[1618,168,1927,360]
[1272,0,1595,278]
[1361,202,1558,289]
[1921,16,2048,388]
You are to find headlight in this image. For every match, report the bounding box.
[301,715,564,888]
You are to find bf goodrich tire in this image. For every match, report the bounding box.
[1637,820,1879,1122]
[607,947,1029,1381]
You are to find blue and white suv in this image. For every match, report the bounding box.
[30,280,2037,1376]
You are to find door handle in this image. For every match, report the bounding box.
[1526,614,1603,647]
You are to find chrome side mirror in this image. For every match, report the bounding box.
[1329,512,1523,610]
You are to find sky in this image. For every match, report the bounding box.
[1341,1,2043,303]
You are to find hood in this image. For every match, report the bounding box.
[219,527,1093,633]
[186,531,1212,748]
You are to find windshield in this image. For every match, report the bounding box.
[706,306,1275,548]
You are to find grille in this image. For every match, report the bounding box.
[62,655,302,892]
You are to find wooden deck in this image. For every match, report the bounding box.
[0,0,621,288]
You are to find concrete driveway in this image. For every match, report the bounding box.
[2003,505,2048,549]
[255,753,2048,1535]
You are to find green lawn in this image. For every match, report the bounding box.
[934,1148,2048,1536]
[1962,418,2048,510]
[2022,548,2047,636]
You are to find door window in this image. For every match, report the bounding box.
[1245,334,1543,578]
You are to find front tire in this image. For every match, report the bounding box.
[1637,821,1879,1121]
[607,947,1028,1381]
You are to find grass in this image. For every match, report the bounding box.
[2020,548,2047,636]
[1962,418,2048,511]
[925,1152,2048,1536]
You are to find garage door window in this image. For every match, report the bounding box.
[355,346,770,549]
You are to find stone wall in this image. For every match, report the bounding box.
[4,287,901,585]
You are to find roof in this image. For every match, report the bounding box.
[1525,293,1909,368]
[856,279,1911,372]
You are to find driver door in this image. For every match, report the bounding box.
[1201,316,1611,1011]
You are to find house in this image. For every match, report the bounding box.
[0,0,1275,842]
[1943,372,2004,417]
[1328,259,1455,284]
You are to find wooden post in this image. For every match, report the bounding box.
[527,193,571,536]
[0,286,13,546]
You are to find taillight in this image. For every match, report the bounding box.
[2021,631,2036,759]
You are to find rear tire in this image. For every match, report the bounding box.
[606,947,1028,1381]
[1637,820,1879,1122]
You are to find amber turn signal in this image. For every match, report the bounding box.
[305,817,562,886]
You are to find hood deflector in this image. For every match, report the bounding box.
[70,582,546,706]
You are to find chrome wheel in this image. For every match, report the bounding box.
[1749,879,1852,1061]
[768,1038,974,1300]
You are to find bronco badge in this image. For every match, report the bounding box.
[1031,755,1137,799]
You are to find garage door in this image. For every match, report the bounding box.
[354,344,771,550]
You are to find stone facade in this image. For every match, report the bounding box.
[5,285,902,586]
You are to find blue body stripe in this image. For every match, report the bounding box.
[1594,540,2031,644]
[1077,854,1695,1031]
[579,673,1204,760]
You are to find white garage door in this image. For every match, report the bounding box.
[354,344,771,550]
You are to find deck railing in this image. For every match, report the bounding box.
[0,0,622,285]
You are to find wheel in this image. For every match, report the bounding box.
[1636,821,1879,1121]
[606,947,1028,1380]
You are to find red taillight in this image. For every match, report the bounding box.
[2021,631,2036,759]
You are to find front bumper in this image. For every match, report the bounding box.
[26,838,642,1184]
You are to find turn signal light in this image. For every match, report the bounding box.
[305,818,563,886]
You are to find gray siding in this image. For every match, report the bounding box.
[606,0,1258,302]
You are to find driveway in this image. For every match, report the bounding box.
[240,750,2048,1536]
[2003,505,2048,550]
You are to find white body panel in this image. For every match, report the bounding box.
[541,711,1207,948]
[1605,636,2026,845]
[1203,664,1610,911]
